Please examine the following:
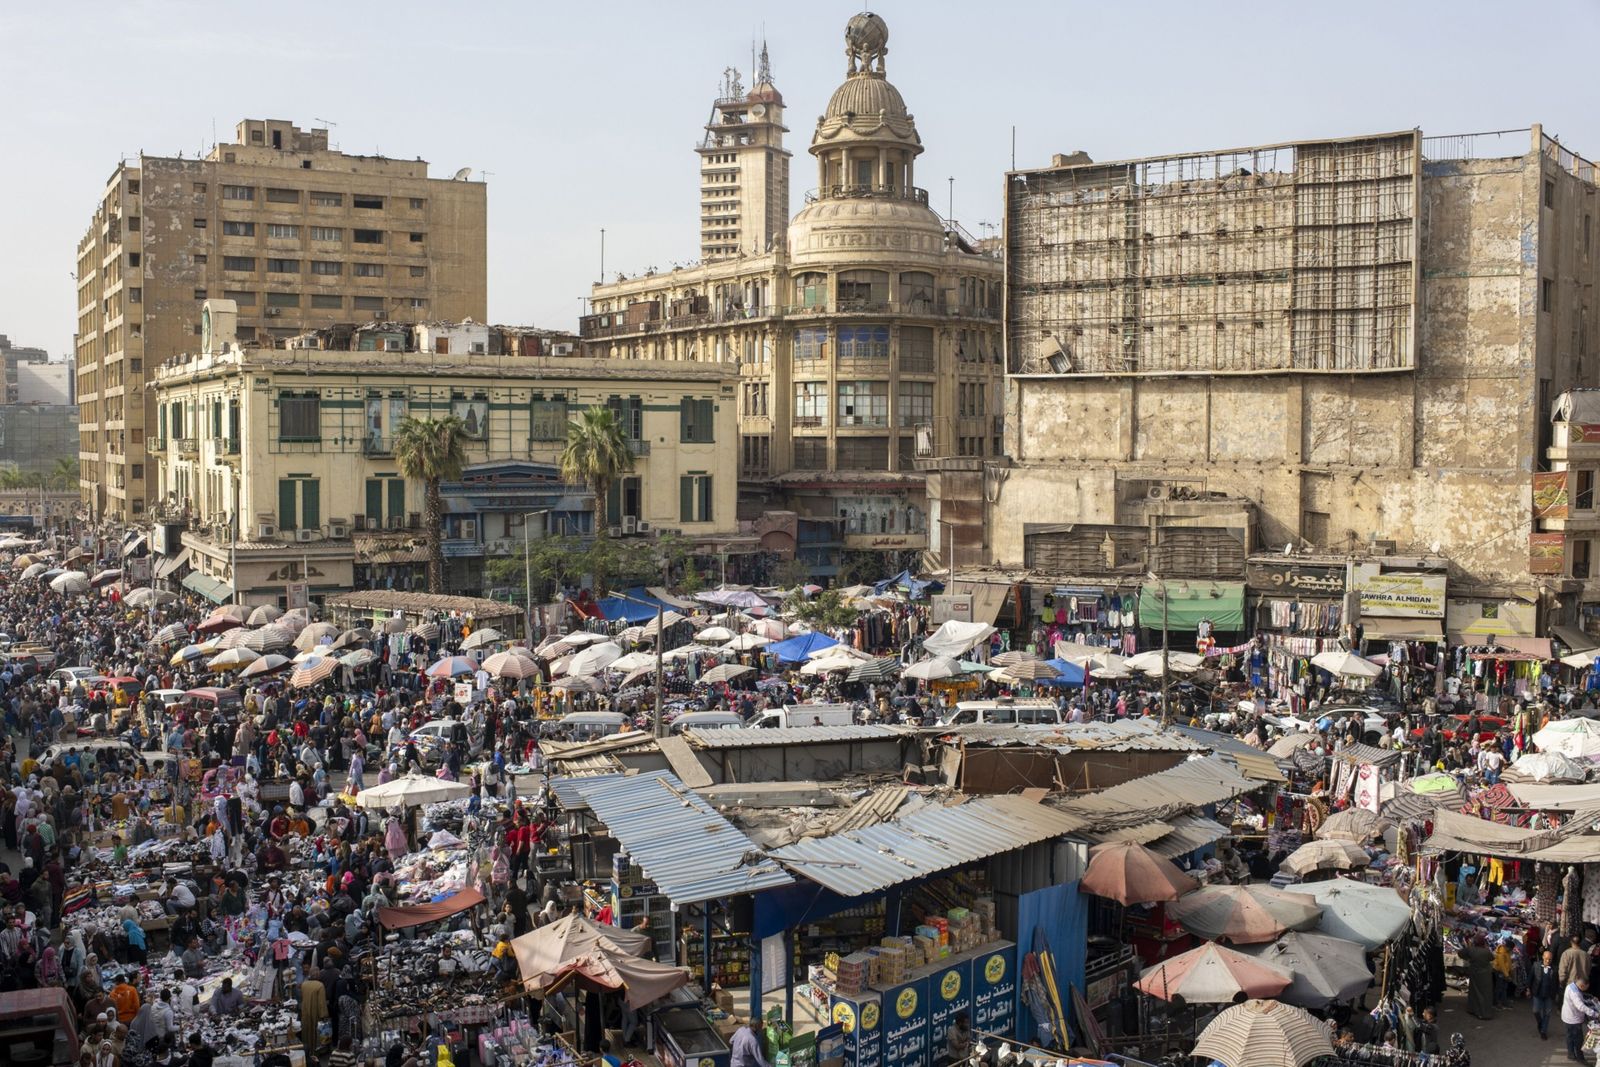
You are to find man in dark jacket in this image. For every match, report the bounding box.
[1533,947,1560,1039]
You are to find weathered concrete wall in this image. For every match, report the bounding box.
[994,145,1600,594]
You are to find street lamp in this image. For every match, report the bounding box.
[521,510,550,640]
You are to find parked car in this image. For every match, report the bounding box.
[938,699,1064,728]
[670,711,746,734]
[47,667,97,695]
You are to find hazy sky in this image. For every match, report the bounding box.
[4,0,1599,357]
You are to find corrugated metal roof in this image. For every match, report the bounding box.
[1063,756,1264,820]
[551,772,628,810]
[685,725,912,749]
[1148,815,1231,858]
[1075,820,1176,847]
[941,719,1205,753]
[575,771,794,904]
[1225,751,1288,785]
[769,795,1088,896]
[541,731,658,761]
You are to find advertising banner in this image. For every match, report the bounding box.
[928,956,974,1057]
[830,992,882,1067]
[1352,565,1445,619]
[1534,471,1570,519]
[879,976,931,1067]
[1530,533,1566,576]
[971,943,1017,1039]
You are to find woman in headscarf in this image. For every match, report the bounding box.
[36,945,64,987]
[384,814,408,862]
[74,951,103,1012]
[63,928,87,984]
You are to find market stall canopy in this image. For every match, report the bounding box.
[1124,649,1204,674]
[1193,998,1335,1067]
[592,595,658,623]
[1134,942,1292,1005]
[921,620,998,658]
[510,912,653,990]
[1554,625,1599,653]
[1504,780,1600,810]
[902,656,962,681]
[873,569,942,599]
[575,771,793,905]
[1314,809,1393,844]
[701,663,754,685]
[1308,650,1382,679]
[124,587,177,609]
[1298,878,1411,950]
[180,572,234,604]
[767,631,840,664]
[1169,884,1323,944]
[1420,807,1565,857]
[569,641,623,676]
[1267,732,1320,758]
[695,588,771,609]
[846,657,900,684]
[1138,580,1245,631]
[541,950,691,1009]
[356,773,473,810]
[376,887,485,930]
[1237,931,1373,1008]
[1080,841,1199,906]
[1381,773,1470,823]
[1359,616,1443,642]
[1533,718,1600,759]
[1503,751,1591,785]
[1280,839,1371,876]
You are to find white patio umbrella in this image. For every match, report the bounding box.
[1125,649,1203,675]
[1533,717,1600,758]
[568,641,623,676]
[903,656,961,681]
[721,634,772,652]
[50,571,91,595]
[355,774,472,810]
[1309,650,1383,680]
[701,663,755,685]
[800,655,859,676]
[246,603,284,626]
[608,651,657,673]
[694,626,737,644]
[125,588,177,609]
[461,627,504,651]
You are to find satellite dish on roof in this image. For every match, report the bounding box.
[452,167,472,181]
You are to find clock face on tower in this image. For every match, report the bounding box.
[202,305,212,353]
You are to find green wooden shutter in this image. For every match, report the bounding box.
[606,482,621,522]
[679,397,691,442]
[387,479,405,521]
[365,480,382,524]
[278,479,297,530]
[302,480,320,530]
[679,477,692,523]
[697,400,714,442]
[158,406,167,439]
[698,476,712,523]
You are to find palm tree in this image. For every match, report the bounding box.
[393,415,468,593]
[51,457,79,491]
[560,406,635,539]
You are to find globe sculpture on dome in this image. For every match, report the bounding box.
[844,11,889,75]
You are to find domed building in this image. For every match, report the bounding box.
[583,14,1002,578]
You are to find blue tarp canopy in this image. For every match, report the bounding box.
[767,631,840,664]
[1035,659,1086,687]
[873,569,943,599]
[593,596,657,623]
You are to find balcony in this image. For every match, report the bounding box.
[363,436,393,456]
[627,438,651,457]
[177,438,198,456]
[213,437,239,458]
[804,184,930,206]
[146,436,165,452]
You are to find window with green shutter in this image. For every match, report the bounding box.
[301,480,320,530]
[366,480,383,525]
[279,479,298,531]
[679,398,714,443]
[387,479,405,522]
[679,475,713,523]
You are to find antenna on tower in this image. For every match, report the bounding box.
[758,35,772,85]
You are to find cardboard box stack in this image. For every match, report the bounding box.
[834,952,872,996]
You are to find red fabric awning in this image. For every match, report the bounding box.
[377,887,485,930]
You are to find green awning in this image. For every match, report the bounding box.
[181,571,234,605]
[1138,580,1245,631]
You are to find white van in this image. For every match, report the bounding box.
[937,699,1064,728]
[554,711,631,740]
[671,711,746,734]
[753,704,857,729]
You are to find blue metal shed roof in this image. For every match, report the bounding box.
[575,771,795,904]
[769,795,1088,897]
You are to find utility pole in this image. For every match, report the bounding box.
[521,510,550,641]
[1158,574,1171,727]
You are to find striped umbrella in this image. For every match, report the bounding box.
[152,622,190,645]
[170,644,210,666]
[247,604,284,626]
[196,612,243,635]
[90,568,123,588]
[293,622,339,652]
[461,627,504,650]
[275,610,311,635]
[239,625,293,652]
[207,647,261,672]
[846,657,901,684]
[701,663,754,685]
[212,627,252,650]
[427,655,477,678]
[1004,659,1071,682]
[240,654,291,678]
[290,655,338,688]
[19,562,48,580]
[125,588,176,609]
[410,622,440,641]
[331,627,374,651]
[1193,999,1334,1067]
[339,648,379,668]
[482,648,541,680]
[991,650,1042,667]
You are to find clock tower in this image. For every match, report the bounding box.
[696,42,791,262]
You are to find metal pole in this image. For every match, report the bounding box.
[653,603,664,738]
[1160,575,1171,727]
[523,520,532,641]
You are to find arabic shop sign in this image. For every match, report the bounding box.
[1245,561,1346,596]
[1352,563,1446,619]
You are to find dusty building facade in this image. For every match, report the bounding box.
[584,14,1003,577]
[698,47,791,262]
[148,302,739,605]
[994,126,1600,631]
[75,119,487,523]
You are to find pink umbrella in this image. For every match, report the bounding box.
[1081,842,1200,906]
[1134,942,1293,1004]
[427,656,477,678]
